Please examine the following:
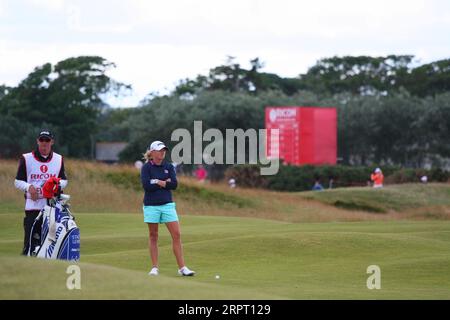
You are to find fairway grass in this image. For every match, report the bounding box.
[1,213,449,299]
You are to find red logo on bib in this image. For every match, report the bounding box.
[40,165,48,173]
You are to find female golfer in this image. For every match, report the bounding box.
[141,140,195,276]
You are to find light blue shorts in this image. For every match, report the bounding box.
[143,202,179,224]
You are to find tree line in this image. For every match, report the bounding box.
[0,55,449,169]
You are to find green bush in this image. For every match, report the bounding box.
[267,165,317,191]
[384,168,418,184]
[225,164,449,192]
[384,167,450,184]
[429,168,450,182]
[224,165,268,189]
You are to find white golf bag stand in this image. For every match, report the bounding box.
[27,194,80,261]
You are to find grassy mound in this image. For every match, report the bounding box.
[301,184,450,215]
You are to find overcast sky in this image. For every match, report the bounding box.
[1,0,449,107]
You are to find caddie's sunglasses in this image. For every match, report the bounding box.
[39,138,51,142]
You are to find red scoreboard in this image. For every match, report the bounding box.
[265,106,337,165]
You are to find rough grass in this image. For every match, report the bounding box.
[2,159,450,222]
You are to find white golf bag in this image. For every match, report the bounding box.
[28,194,80,261]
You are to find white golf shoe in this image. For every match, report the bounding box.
[178,266,195,276]
[148,267,159,276]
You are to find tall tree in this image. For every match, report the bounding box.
[173,56,303,96]
[401,59,450,97]
[299,55,414,96]
[0,56,129,158]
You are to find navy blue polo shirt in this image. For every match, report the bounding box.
[140,160,178,206]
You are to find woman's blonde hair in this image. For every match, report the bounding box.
[143,150,153,162]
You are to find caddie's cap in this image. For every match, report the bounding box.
[38,130,54,140]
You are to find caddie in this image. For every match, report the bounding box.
[14,130,68,255]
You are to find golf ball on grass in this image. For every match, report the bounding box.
[215,275,220,279]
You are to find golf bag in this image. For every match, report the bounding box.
[27,192,80,261]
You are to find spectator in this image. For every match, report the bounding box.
[134,160,143,170]
[228,178,236,188]
[312,180,324,191]
[195,165,207,183]
[370,168,384,188]
[328,177,334,189]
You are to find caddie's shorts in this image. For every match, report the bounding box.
[143,202,179,224]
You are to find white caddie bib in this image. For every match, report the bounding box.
[23,152,62,211]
